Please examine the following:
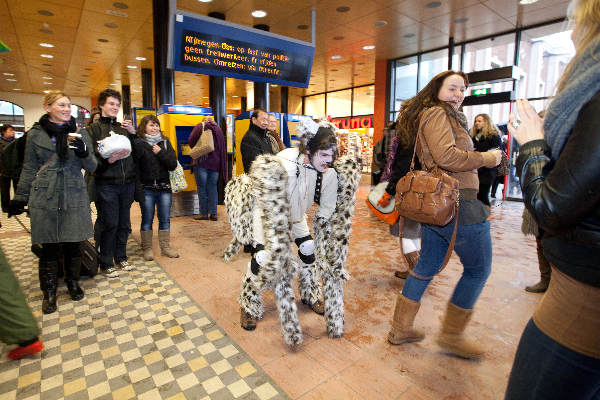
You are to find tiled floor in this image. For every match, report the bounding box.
[0,180,543,399]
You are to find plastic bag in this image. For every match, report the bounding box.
[169,161,188,193]
[97,131,132,159]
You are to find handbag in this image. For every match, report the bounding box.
[496,150,510,177]
[169,161,187,193]
[394,130,459,280]
[366,181,399,225]
[189,122,215,160]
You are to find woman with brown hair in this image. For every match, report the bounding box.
[470,113,502,206]
[505,0,600,396]
[386,70,501,359]
[10,90,97,314]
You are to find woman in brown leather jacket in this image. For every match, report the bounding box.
[505,0,600,397]
[386,70,501,360]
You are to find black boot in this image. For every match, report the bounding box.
[39,259,58,314]
[64,257,84,301]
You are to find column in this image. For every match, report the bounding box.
[121,85,131,118]
[141,68,153,108]
[152,0,174,106]
[253,24,270,111]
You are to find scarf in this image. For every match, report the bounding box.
[144,133,163,147]
[39,114,77,160]
[544,35,600,160]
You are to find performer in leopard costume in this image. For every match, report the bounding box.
[223,119,360,346]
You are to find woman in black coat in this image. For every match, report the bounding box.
[470,113,501,206]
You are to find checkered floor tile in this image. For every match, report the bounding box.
[0,220,288,400]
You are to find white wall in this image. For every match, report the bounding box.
[0,91,92,131]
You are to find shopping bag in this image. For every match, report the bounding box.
[366,181,399,225]
[169,161,188,193]
[189,123,214,160]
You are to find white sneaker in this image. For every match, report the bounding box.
[118,261,134,271]
[102,266,119,278]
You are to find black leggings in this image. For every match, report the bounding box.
[41,242,81,263]
[478,183,492,207]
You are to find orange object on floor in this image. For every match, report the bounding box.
[7,340,43,360]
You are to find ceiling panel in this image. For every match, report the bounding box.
[7,0,82,28]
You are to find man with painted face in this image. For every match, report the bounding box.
[239,120,339,330]
[240,108,273,173]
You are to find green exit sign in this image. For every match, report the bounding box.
[472,88,490,96]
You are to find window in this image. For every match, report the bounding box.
[304,94,325,119]
[391,56,418,117]
[0,101,25,136]
[72,105,90,128]
[326,89,351,118]
[418,49,450,91]
[352,86,374,116]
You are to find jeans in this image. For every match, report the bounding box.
[193,166,218,215]
[95,183,135,269]
[140,189,172,231]
[402,220,492,309]
[505,319,600,400]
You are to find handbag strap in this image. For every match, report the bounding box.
[407,206,459,281]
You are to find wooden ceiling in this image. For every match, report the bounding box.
[0,0,568,109]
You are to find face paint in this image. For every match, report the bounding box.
[310,148,335,172]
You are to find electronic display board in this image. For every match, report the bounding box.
[171,12,315,88]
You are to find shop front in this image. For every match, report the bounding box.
[330,115,373,174]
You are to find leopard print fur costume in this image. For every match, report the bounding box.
[223,154,361,345]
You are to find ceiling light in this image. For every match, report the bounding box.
[203,96,209,98]
[41,54,54,58]
[363,45,375,50]
[232,95,239,98]
[297,24,308,30]
[39,43,54,48]
[333,36,344,40]
[38,10,54,16]
[251,10,267,18]
[6,78,17,82]
[127,65,137,69]
[519,0,539,3]
[374,20,388,27]
[110,83,118,86]
[43,90,51,93]
[104,22,118,28]
[3,73,14,76]
[454,17,469,23]
[426,1,441,8]
[331,55,341,60]
[97,38,109,43]
[113,2,128,9]
[403,33,415,38]
[44,82,52,85]
[336,6,350,12]
[13,88,22,91]
[40,28,53,34]
[136,56,146,61]
[198,0,213,2]
[271,84,278,87]
[92,51,101,54]
[42,76,53,80]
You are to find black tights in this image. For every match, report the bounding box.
[41,242,81,263]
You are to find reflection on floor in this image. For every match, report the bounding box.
[1,182,541,400]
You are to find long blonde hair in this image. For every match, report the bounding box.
[557,0,600,93]
[470,113,500,140]
[43,90,70,106]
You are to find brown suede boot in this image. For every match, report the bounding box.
[525,237,551,293]
[436,302,484,359]
[158,230,179,258]
[395,251,420,279]
[387,294,425,344]
[240,307,257,331]
[140,230,154,261]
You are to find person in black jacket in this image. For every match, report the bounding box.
[240,109,272,173]
[0,124,17,213]
[81,88,138,278]
[470,114,502,207]
[505,1,600,397]
[134,115,179,261]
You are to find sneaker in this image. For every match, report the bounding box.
[7,340,43,360]
[117,261,134,271]
[102,266,119,278]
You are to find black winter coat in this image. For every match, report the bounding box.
[240,123,274,173]
[133,138,177,190]
[516,91,600,288]
[473,134,501,185]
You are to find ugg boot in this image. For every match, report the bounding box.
[39,259,58,314]
[64,256,84,301]
[158,230,179,258]
[387,294,425,344]
[436,302,484,359]
[140,230,154,261]
[525,238,551,293]
[395,251,420,279]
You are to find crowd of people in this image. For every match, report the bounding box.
[0,0,598,396]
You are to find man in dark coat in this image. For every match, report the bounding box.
[240,109,272,173]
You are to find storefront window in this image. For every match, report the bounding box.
[326,89,351,118]
[353,86,374,116]
[391,56,418,116]
[418,49,449,91]
[289,92,303,115]
[0,101,25,136]
[304,94,325,119]
[72,105,90,128]
[517,23,574,99]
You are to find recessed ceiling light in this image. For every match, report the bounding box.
[42,76,53,80]
[374,20,388,27]
[39,43,54,48]
[203,96,209,98]
[92,51,102,54]
[44,82,52,85]
[297,24,308,30]
[13,88,22,91]
[331,55,342,59]
[41,54,54,58]
[357,62,365,65]
[232,95,239,98]
[136,56,146,61]
[6,78,17,82]
[519,0,539,3]
[113,2,128,9]
[353,73,359,76]
[3,73,14,76]
[110,83,118,86]
[40,28,53,34]
[426,1,441,8]
[38,10,54,16]
[43,90,51,93]
[363,45,375,50]
[403,33,416,38]
[454,17,469,23]
[127,65,137,69]
[271,84,278,87]
[336,6,350,12]
[251,10,267,18]
[198,0,213,2]
[97,38,109,43]
[104,22,118,28]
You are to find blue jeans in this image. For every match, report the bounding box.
[193,166,218,215]
[505,319,600,399]
[95,183,135,268]
[402,220,492,309]
[140,189,172,231]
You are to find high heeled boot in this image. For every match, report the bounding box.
[39,259,58,314]
[64,256,84,301]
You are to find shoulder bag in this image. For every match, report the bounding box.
[163,141,188,193]
[189,122,215,160]
[394,130,459,280]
